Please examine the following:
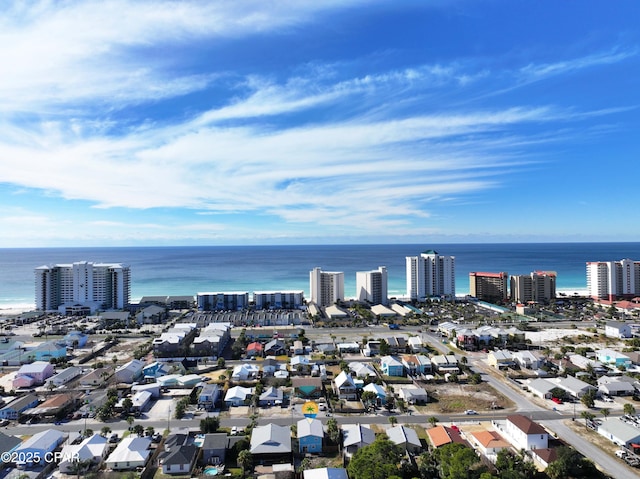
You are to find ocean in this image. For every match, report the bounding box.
[1,243,640,310]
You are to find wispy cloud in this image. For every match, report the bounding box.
[519,49,635,80]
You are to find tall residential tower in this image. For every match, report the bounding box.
[587,259,640,301]
[35,261,131,312]
[309,267,345,307]
[406,250,455,300]
[356,266,388,305]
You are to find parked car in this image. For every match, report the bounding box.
[464,410,478,415]
[109,434,119,443]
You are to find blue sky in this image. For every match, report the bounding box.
[1,0,639,247]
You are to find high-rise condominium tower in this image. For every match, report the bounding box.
[35,261,131,312]
[309,267,345,307]
[356,266,388,305]
[406,250,455,300]
[587,259,640,301]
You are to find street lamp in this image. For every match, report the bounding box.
[167,405,171,433]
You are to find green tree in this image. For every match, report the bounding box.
[581,389,596,409]
[428,416,439,428]
[132,424,144,436]
[550,387,566,400]
[100,426,112,436]
[580,411,595,429]
[388,416,397,426]
[347,437,403,479]
[379,339,390,356]
[601,407,610,421]
[361,391,378,411]
[624,403,636,416]
[237,449,252,476]
[494,449,536,479]
[432,442,484,479]
[326,418,340,446]
[545,447,605,479]
[200,416,220,434]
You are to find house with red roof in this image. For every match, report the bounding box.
[246,342,264,357]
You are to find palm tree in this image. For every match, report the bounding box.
[100,426,112,437]
[388,416,397,426]
[237,450,252,476]
[624,403,636,416]
[601,408,611,421]
[580,411,595,429]
[428,416,439,428]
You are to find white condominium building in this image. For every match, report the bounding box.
[356,266,388,305]
[405,250,455,300]
[35,261,131,312]
[587,259,640,301]
[510,271,556,304]
[309,267,344,307]
[253,291,305,309]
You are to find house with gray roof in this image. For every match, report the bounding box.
[0,394,39,420]
[115,359,145,384]
[250,424,291,464]
[598,418,640,447]
[386,425,422,454]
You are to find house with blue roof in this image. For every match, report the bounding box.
[64,331,88,348]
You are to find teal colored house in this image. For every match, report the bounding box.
[297,418,323,454]
[27,341,67,362]
[380,356,405,377]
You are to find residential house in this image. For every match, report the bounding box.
[0,431,21,455]
[362,383,387,405]
[303,468,349,479]
[25,393,75,419]
[262,358,281,376]
[337,342,361,354]
[224,386,253,407]
[249,424,292,464]
[246,342,264,358]
[333,371,357,400]
[598,376,636,397]
[598,419,640,447]
[384,337,407,354]
[198,384,221,411]
[157,374,182,388]
[349,362,377,378]
[387,425,422,454]
[13,429,66,468]
[106,437,152,471]
[79,367,113,387]
[231,363,260,381]
[298,418,324,454]
[115,359,145,384]
[431,355,460,374]
[342,424,375,458]
[605,322,632,339]
[456,328,478,351]
[292,377,323,399]
[201,433,228,465]
[513,351,544,370]
[527,378,556,400]
[554,375,597,399]
[142,361,171,380]
[58,433,108,474]
[48,366,82,387]
[399,386,429,404]
[596,349,632,369]
[470,430,510,459]
[63,331,88,348]
[132,382,162,399]
[380,356,404,377]
[408,336,424,352]
[501,415,549,451]
[426,425,468,449]
[160,445,199,475]
[264,339,286,356]
[12,361,54,388]
[177,374,204,388]
[259,386,284,407]
[487,350,516,369]
[401,355,432,376]
[291,355,313,374]
[0,394,39,420]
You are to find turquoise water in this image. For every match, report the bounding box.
[2,243,640,308]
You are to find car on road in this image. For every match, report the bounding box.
[464,409,478,415]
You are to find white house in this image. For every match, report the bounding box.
[598,418,640,447]
[231,363,259,381]
[501,415,548,451]
[605,322,632,339]
[527,378,556,400]
[13,429,66,468]
[115,359,145,384]
[59,434,108,474]
[342,424,375,457]
[106,437,152,471]
[224,386,253,406]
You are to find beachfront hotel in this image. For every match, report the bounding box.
[356,266,389,305]
[197,292,249,311]
[405,250,455,300]
[469,272,509,303]
[510,271,556,304]
[309,267,345,307]
[253,291,305,309]
[587,259,640,301]
[35,261,131,312]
